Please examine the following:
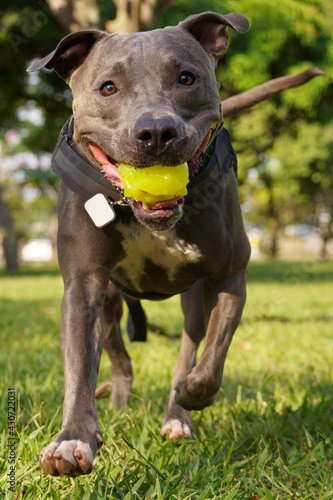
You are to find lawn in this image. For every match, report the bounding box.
[0,260,332,499]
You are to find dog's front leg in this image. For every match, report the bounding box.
[174,273,247,411]
[161,282,205,439]
[39,271,108,476]
[39,187,113,476]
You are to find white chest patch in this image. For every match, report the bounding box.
[115,221,202,291]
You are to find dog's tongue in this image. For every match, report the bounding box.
[88,143,110,167]
[88,142,123,187]
[150,197,182,210]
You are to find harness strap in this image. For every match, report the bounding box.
[52,116,124,203]
[186,127,237,200]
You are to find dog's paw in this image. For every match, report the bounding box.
[39,439,97,476]
[161,419,192,440]
[174,378,215,411]
[95,377,132,409]
[95,381,113,399]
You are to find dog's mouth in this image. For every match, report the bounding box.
[87,129,213,223]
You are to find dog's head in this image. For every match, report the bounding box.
[28,12,249,231]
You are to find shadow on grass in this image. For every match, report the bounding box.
[2,259,332,282]
[0,264,60,278]
[247,259,333,283]
[201,374,333,455]
[242,314,333,324]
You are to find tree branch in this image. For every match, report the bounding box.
[222,68,325,117]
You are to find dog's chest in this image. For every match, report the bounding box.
[112,222,202,293]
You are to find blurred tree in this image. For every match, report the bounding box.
[45,0,172,33]
[0,0,68,270]
[0,0,332,271]
[45,0,102,31]
[211,0,333,257]
[0,185,18,273]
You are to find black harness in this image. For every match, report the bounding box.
[52,115,237,210]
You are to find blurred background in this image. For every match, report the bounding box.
[0,0,332,272]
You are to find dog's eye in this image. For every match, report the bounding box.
[179,73,195,86]
[100,81,117,96]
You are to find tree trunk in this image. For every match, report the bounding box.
[105,0,172,33]
[45,0,100,32]
[319,236,328,261]
[45,0,172,33]
[0,189,19,273]
[105,0,141,33]
[266,176,280,259]
[269,218,280,259]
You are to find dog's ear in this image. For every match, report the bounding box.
[179,12,250,60]
[27,30,108,81]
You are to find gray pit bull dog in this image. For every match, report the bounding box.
[28,11,252,476]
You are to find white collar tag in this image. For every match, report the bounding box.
[84,194,116,228]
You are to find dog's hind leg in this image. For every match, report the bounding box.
[161,281,205,439]
[123,295,147,342]
[95,281,133,409]
[174,273,247,411]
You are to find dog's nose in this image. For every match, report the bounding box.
[134,117,181,152]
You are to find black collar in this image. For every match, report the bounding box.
[51,115,237,207]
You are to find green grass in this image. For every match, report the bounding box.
[0,260,332,499]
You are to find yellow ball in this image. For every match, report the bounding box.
[118,163,189,205]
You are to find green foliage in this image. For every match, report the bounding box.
[161,0,333,244]
[1,260,333,498]
[214,0,333,238]
[0,1,66,254]
[1,0,332,259]
[0,1,70,140]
